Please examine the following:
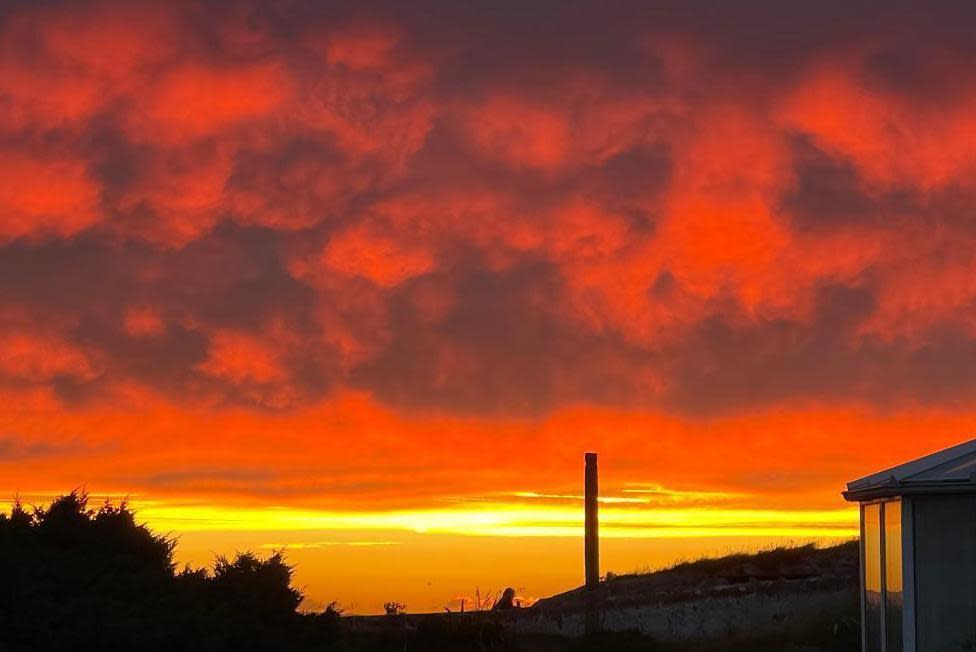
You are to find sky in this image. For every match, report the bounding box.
[3,0,976,613]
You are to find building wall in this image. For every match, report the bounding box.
[508,588,857,640]
[913,495,976,652]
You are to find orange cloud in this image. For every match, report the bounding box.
[0,152,100,239]
[123,308,166,338]
[464,97,572,169]
[198,331,286,385]
[0,333,96,382]
[780,60,976,190]
[4,0,976,611]
[319,223,437,287]
[129,61,291,145]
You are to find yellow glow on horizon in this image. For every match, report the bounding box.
[5,489,858,539]
[117,500,857,539]
[4,490,858,612]
[621,484,747,501]
[512,491,650,504]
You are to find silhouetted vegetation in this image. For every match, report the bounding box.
[0,491,340,652]
[0,493,858,651]
[383,601,405,616]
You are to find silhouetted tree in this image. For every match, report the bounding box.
[0,491,334,652]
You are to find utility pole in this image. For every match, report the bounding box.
[584,452,599,634]
[584,452,599,589]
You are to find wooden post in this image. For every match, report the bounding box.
[584,452,599,589]
[584,452,600,635]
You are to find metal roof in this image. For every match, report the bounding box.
[843,438,976,502]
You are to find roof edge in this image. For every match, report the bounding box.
[846,437,976,491]
[843,480,976,502]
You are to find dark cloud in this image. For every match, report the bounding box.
[861,46,956,100]
[659,284,879,413]
[0,226,329,408]
[162,225,318,332]
[0,435,101,460]
[3,0,976,420]
[137,467,276,489]
[0,236,136,312]
[406,121,670,222]
[780,137,876,227]
[658,284,976,413]
[353,263,655,414]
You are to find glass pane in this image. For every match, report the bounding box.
[864,503,882,652]
[885,501,903,652]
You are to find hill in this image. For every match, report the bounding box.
[537,540,858,612]
[345,542,861,651]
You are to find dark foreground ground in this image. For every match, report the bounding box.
[0,492,859,651]
[336,618,859,652]
[341,542,860,651]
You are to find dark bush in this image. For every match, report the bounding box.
[0,491,334,652]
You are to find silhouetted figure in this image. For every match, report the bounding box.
[492,587,517,610]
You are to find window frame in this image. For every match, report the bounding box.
[861,498,905,652]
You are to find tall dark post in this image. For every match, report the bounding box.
[584,452,600,634]
[584,452,599,589]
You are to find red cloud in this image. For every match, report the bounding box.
[123,308,166,338]
[320,223,436,287]
[4,0,976,545]
[464,96,572,169]
[198,331,285,385]
[780,61,976,189]
[0,332,97,382]
[128,61,291,145]
[0,152,100,239]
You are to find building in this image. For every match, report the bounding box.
[843,439,976,652]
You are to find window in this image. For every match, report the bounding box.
[864,502,882,652]
[885,500,903,652]
[862,500,903,652]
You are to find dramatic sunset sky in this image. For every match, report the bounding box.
[3,0,976,613]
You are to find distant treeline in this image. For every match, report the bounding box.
[0,491,341,652]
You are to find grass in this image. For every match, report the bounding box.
[621,540,859,580]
